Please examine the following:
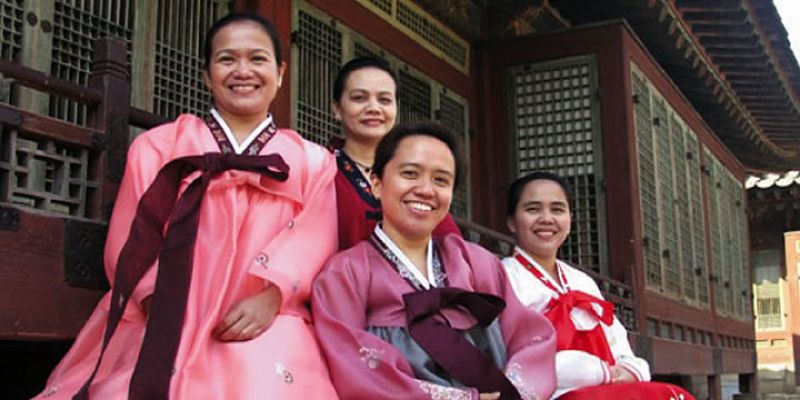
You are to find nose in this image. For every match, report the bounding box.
[536,209,556,223]
[365,96,381,113]
[413,178,435,198]
[233,59,254,77]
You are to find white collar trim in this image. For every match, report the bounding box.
[210,108,273,155]
[514,246,569,294]
[375,225,436,289]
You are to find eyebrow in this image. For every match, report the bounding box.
[520,200,568,207]
[398,162,454,177]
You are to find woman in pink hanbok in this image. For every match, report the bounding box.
[313,122,557,400]
[34,13,338,400]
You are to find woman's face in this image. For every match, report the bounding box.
[372,135,455,243]
[204,21,285,122]
[507,179,572,261]
[333,67,397,145]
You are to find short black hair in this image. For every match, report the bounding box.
[203,13,283,70]
[373,122,466,189]
[506,171,574,216]
[332,56,396,102]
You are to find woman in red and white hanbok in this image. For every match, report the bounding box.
[502,172,694,400]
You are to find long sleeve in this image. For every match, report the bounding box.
[248,143,338,312]
[312,252,477,400]
[461,240,557,400]
[605,316,650,382]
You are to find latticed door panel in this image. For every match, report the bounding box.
[672,119,695,302]
[632,70,661,289]
[0,0,23,63]
[50,0,134,124]
[509,56,607,273]
[632,66,712,304]
[397,68,432,124]
[152,0,226,119]
[653,97,680,295]
[688,133,709,304]
[293,6,343,145]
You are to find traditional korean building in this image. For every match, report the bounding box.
[1,1,800,398]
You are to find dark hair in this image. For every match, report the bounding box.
[332,57,396,102]
[373,122,466,189]
[203,13,283,70]
[506,171,574,216]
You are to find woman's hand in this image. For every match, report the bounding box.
[610,364,636,384]
[213,285,281,341]
[479,392,500,400]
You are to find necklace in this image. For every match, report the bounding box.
[347,153,373,174]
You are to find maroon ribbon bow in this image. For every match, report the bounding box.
[403,287,521,399]
[545,290,614,354]
[74,153,289,400]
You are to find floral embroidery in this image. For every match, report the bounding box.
[205,112,276,155]
[370,234,448,291]
[42,384,59,398]
[505,363,539,400]
[335,149,380,207]
[358,346,384,369]
[418,381,472,400]
[274,362,294,384]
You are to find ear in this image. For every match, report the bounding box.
[331,100,342,121]
[370,173,382,200]
[202,69,212,90]
[506,216,517,235]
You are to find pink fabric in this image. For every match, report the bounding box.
[312,234,557,400]
[35,115,339,400]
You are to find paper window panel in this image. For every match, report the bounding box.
[397,68,432,124]
[653,97,680,295]
[509,56,606,273]
[688,132,709,305]
[437,92,470,219]
[673,118,696,302]
[50,0,133,124]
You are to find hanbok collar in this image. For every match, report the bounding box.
[207,108,277,155]
[372,224,445,290]
[334,149,381,208]
[513,247,570,295]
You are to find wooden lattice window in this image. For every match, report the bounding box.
[292,1,471,218]
[50,0,133,124]
[509,55,607,274]
[632,66,709,305]
[152,0,226,119]
[0,0,23,62]
[0,129,98,217]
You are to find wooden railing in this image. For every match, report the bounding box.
[455,216,638,332]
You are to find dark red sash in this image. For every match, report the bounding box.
[74,153,289,400]
[403,288,521,399]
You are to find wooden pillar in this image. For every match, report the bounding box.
[87,37,130,220]
[130,0,158,111]
[708,374,722,400]
[18,0,54,114]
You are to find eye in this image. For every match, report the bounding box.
[379,96,394,105]
[251,55,269,63]
[217,55,235,64]
[525,206,540,213]
[434,176,452,187]
[400,169,418,178]
[349,94,366,102]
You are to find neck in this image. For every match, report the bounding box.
[217,109,268,143]
[342,137,378,168]
[523,249,558,280]
[383,224,430,277]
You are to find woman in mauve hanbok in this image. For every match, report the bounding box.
[328,57,460,250]
[502,172,694,400]
[34,13,338,400]
[313,122,557,400]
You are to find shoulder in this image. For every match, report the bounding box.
[317,240,374,280]
[560,262,604,297]
[127,114,206,164]
[275,128,335,176]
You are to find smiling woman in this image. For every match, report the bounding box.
[313,122,557,400]
[33,13,339,400]
[330,57,461,250]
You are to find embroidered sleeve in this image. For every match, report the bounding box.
[418,381,476,400]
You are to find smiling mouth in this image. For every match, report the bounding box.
[534,230,558,238]
[406,201,434,212]
[229,84,260,93]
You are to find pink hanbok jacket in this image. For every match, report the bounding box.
[312,234,557,400]
[35,115,339,399]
